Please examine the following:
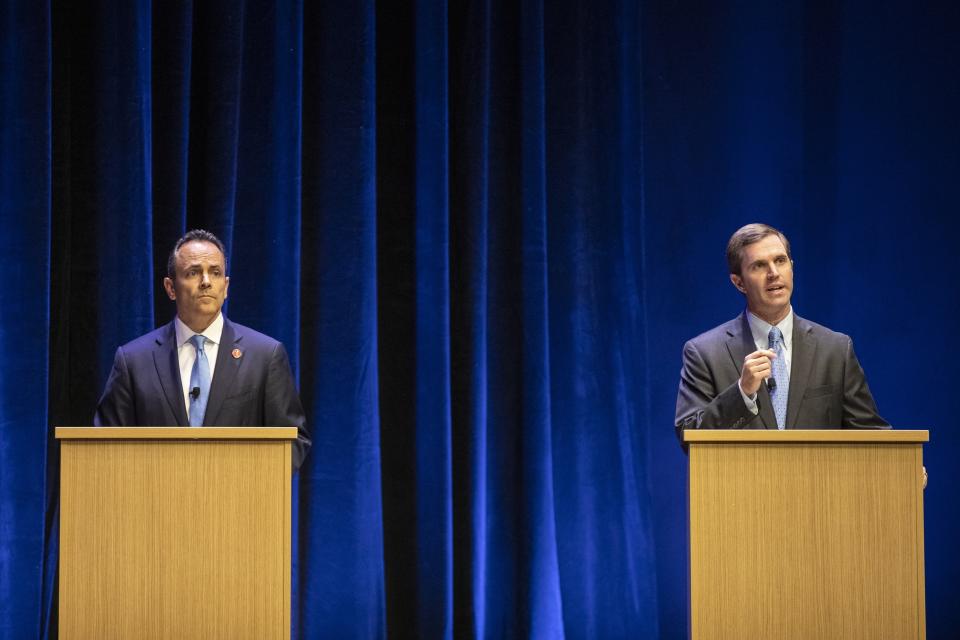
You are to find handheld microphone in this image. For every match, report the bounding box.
[190,386,200,400]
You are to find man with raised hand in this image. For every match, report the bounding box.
[675,223,889,443]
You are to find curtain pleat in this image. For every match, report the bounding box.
[0,3,52,637]
[297,0,386,637]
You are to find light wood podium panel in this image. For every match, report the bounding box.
[684,430,928,640]
[57,427,296,640]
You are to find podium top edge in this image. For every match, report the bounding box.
[55,427,298,440]
[683,429,929,443]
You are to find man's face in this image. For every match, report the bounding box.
[729,234,793,323]
[163,240,229,331]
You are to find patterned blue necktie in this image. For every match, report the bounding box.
[768,326,789,429]
[189,335,210,427]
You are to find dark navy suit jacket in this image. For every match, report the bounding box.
[675,312,890,444]
[94,317,311,470]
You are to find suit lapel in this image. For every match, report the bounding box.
[203,318,243,426]
[785,315,817,428]
[153,321,189,426]
[725,312,776,429]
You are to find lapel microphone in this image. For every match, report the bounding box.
[766,377,777,392]
[190,386,200,400]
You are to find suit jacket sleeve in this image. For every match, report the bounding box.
[675,339,761,443]
[841,337,890,429]
[265,342,312,470]
[94,346,136,426]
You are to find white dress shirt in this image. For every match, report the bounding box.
[739,307,794,415]
[174,313,223,417]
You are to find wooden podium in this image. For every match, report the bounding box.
[56,427,297,640]
[684,429,928,639]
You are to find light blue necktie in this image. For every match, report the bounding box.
[768,326,789,429]
[189,335,210,427]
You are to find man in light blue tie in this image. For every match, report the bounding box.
[188,334,210,427]
[675,223,890,440]
[94,229,312,469]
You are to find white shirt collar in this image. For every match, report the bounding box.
[174,312,224,348]
[746,307,794,351]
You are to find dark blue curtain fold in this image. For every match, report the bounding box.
[544,1,659,636]
[0,3,52,637]
[2,0,959,638]
[298,1,386,636]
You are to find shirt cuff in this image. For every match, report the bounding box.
[738,380,759,415]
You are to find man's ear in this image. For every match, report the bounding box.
[163,277,176,301]
[224,276,229,300]
[729,273,746,293]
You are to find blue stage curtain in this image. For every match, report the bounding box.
[2,0,959,638]
[0,3,53,637]
[375,0,657,635]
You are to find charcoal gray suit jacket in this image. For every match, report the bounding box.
[675,312,889,443]
[94,317,311,470]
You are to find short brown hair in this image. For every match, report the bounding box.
[726,223,791,275]
[167,229,228,279]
